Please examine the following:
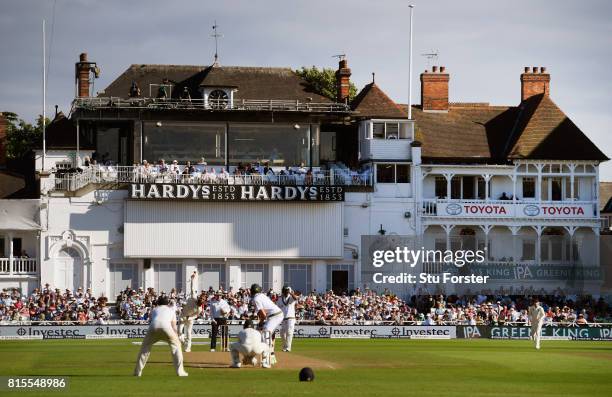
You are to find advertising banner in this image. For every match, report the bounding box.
[456,325,612,340]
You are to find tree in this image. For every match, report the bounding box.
[3,112,49,160]
[295,66,358,102]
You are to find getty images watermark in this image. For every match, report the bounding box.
[370,245,490,285]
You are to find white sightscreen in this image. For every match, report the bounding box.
[124,201,342,259]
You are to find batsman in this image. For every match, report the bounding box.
[278,285,300,352]
[250,283,283,368]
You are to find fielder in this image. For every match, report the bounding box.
[134,296,188,376]
[278,285,300,352]
[528,297,546,349]
[250,283,283,368]
[178,272,204,352]
[230,319,269,368]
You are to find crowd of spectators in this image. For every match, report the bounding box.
[2,284,610,326]
[0,284,110,323]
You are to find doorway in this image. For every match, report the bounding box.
[331,270,349,295]
[55,247,83,291]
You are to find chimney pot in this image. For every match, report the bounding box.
[80,53,88,62]
[420,68,449,112]
[521,66,551,101]
[432,66,438,72]
[440,66,446,73]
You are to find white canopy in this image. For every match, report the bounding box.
[0,199,41,230]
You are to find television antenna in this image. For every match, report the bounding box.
[332,54,346,61]
[421,50,439,69]
[211,21,223,65]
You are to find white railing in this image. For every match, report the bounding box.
[0,258,38,275]
[422,198,597,219]
[51,165,373,192]
[72,97,350,113]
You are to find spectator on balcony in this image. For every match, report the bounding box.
[129,80,141,98]
[158,159,168,173]
[499,192,510,200]
[198,158,207,166]
[20,250,29,258]
[170,160,180,176]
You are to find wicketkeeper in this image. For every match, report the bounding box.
[528,297,546,350]
[230,319,269,368]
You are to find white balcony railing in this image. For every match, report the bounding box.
[0,258,38,275]
[72,97,351,113]
[422,198,597,219]
[51,165,373,192]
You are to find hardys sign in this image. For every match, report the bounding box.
[129,183,345,202]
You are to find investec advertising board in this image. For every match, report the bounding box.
[0,325,454,340]
[129,183,345,202]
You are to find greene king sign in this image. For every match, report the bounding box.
[129,183,345,202]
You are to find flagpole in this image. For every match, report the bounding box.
[408,5,414,120]
[42,19,46,172]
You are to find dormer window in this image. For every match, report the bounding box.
[208,89,229,109]
[368,121,410,139]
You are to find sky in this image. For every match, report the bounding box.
[1,0,611,179]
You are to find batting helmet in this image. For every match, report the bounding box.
[250,283,262,295]
[299,367,315,382]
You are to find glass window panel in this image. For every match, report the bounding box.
[96,126,120,165]
[396,164,410,183]
[376,164,395,183]
[522,177,535,198]
[143,122,225,165]
[551,178,562,201]
[385,123,399,139]
[435,177,447,198]
[451,177,461,199]
[372,123,385,139]
[522,240,535,261]
[229,124,309,167]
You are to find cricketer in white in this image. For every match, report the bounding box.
[230,320,269,368]
[179,272,204,352]
[134,296,188,376]
[278,285,300,352]
[250,283,283,368]
[528,297,546,350]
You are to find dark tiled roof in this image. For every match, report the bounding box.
[603,197,612,214]
[101,64,331,102]
[351,83,406,119]
[600,182,612,211]
[505,94,608,161]
[38,112,95,150]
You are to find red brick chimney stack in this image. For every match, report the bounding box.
[520,66,550,101]
[335,59,352,104]
[420,65,449,112]
[76,53,91,98]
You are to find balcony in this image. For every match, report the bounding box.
[72,97,350,113]
[0,258,38,275]
[422,198,598,220]
[49,165,373,192]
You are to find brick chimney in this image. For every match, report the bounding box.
[335,59,352,103]
[520,66,550,101]
[76,53,92,98]
[420,65,449,112]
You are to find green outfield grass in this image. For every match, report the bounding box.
[1,338,611,396]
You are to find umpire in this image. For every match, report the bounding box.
[209,290,230,352]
